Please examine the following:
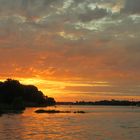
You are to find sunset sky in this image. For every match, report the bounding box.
[0,0,140,101]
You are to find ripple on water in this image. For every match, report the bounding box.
[0,106,140,140]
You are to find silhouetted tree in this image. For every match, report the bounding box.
[46,97,56,105]
[0,79,56,107]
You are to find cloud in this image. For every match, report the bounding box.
[0,0,140,83]
[64,84,140,96]
[78,6,109,22]
[0,0,63,20]
[121,0,140,14]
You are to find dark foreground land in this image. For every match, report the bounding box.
[0,79,56,114]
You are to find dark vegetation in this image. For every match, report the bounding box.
[57,100,140,106]
[0,79,56,114]
[35,109,85,114]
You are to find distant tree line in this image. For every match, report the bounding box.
[0,79,56,108]
[57,99,140,106]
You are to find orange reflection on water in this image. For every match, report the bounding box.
[0,106,140,140]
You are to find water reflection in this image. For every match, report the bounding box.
[0,106,140,140]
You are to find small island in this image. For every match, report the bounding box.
[34,109,85,114]
[0,79,56,114]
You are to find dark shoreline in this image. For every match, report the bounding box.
[56,100,140,106]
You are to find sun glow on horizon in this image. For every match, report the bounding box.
[0,77,139,102]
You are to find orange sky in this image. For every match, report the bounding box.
[0,0,140,101]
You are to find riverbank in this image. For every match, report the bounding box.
[57,100,140,106]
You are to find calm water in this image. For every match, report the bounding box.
[0,106,140,140]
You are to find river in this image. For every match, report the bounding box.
[0,105,140,140]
